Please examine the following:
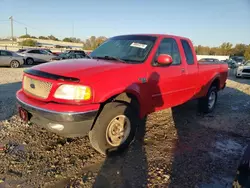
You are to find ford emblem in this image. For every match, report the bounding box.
[30,83,35,89]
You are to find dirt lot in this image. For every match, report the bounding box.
[0,67,250,188]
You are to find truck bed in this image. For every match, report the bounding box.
[194,62,228,98]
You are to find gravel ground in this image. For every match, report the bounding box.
[0,67,250,188]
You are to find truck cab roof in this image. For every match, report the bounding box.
[116,34,191,41]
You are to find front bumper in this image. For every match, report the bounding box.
[21,58,25,65]
[236,71,250,78]
[16,90,99,137]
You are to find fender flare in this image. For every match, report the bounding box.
[98,84,146,117]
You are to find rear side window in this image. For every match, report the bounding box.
[181,39,194,65]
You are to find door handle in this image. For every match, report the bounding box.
[181,68,185,73]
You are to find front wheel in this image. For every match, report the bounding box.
[10,60,20,68]
[198,86,218,113]
[89,102,138,155]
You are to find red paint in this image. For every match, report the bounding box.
[157,54,173,65]
[16,34,228,118]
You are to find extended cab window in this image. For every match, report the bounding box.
[181,39,194,65]
[155,38,181,65]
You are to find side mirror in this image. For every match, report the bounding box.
[157,54,173,66]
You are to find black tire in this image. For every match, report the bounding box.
[26,58,34,65]
[10,60,20,68]
[198,86,217,113]
[89,102,138,155]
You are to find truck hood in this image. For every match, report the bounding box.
[242,65,250,69]
[31,59,132,81]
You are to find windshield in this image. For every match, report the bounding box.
[90,35,157,63]
[245,61,250,66]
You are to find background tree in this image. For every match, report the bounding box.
[244,45,250,60]
[47,35,59,41]
[83,36,107,50]
[38,36,48,39]
[19,35,37,39]
[63,37,73,42]
[219,42,233,55]
[19,34,31,38]
[62,37,82,43]
[209,47,219,55]
[75,38,82,43]
[195,45,210,55]
[95,36,107,47]
[19,39,37,46]
[232,44,246,56]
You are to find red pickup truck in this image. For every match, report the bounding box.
[16,34,228,155]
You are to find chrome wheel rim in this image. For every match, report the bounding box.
[12,61,19,68]
[208,91,216,109]
[27,59,33,65]
[106,115,131,147]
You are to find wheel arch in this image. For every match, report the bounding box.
[10,59,20,67]
[101,91,141,116]
[10,59,20,64]
[91,89,143,130]
[210,77,220,90]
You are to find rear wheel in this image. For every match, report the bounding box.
[89,102,138,155]
[198,86,217,113]
[26,58,34,65]
[10,60,20,68]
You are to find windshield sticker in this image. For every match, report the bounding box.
[130,42,147,49]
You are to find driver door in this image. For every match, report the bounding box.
[149,38,186,111]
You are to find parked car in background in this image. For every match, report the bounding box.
[42,49,59,56]
[225,59,237,68]
[0,50,25,68]
[235,60,250,78]
[199,58,220,63]
[54,45,64,49]
[64,50,86,56]
[16,49,27,53]
[17,49,57,65]
[16,34,228,155]
[50,52,87,61]
[231,56,245,66]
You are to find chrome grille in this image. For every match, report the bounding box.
[242,69,250,73]
[23,76,52,99]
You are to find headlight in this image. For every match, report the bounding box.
[54,85,91,100]
[238,67,243,71]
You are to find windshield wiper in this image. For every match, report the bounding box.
[85,54,92,59]
[92,56,127,63]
